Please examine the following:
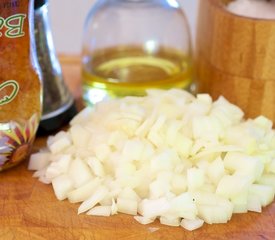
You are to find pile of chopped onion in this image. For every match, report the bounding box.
[29,89,275,231]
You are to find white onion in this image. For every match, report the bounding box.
[29,89,275,231]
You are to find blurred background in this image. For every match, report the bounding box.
[48,0,199,55]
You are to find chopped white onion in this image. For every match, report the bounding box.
[29,89,275,231]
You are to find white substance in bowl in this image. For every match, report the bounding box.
[227,0,275,19]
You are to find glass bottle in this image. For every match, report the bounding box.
[0,0,42,171]
[82,0,193,106]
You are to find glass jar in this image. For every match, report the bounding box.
[82,0,193,106]
[0,0,42,171]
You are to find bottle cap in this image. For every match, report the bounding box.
[34,0,47,9]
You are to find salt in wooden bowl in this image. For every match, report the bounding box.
[195,0,275,123]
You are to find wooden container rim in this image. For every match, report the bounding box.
[209,0,275,23]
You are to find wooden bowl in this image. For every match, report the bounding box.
[195,0,275,123]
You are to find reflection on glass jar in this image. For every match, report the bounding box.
[82,0,193,106]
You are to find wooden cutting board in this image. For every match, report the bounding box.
[0,58,274,240]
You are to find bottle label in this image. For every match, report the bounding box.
[0,80,20,106]
[0,114,39,170]
[0,13,26,38]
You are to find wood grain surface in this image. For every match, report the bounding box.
[195,0,275,123]
[0,58,275,240]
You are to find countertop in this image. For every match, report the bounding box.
[0,58,274,240]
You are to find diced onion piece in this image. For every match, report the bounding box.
[134,216,155,225]
[169,192,198,220]
[192,192,233,220]
[52,174,74,201]
[78,186,109,214]
[70,107,93,125]
[70,124,90,148]
[257,174,275,190]
[249,184,275,207]
[247,194,262,213]
[122,139,144,161]
[187,168,205,190]
[197,93,212,105]
[87,206,112,217]
[160,216,180,227]
[231,191,248,214]
[206,157,225,185]
[224,152,264,182]
[192,115,223,141]
[67,178,101,203]
[45,154,71,180]
[138,198,170,218]
[216,175,250,199]
[118,187,141,202]
[94,144,111,161]
[171,174,187,195]
[28,152,50,171]
[68,158,93,188]
[48,133,71,154]
[180,218,204,231]
[117,198,138,215]
[197,204,232,224]
[33,168,46,178]
[38,175,51,185]
[253,116,273,132]
[87,157,105,177]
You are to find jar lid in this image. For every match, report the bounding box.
[34,0,47,9]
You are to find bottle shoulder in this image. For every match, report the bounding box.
[86,0,184,19]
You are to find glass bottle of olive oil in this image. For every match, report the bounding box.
[82,0,193,106]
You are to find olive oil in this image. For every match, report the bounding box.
[82,46,193,105]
